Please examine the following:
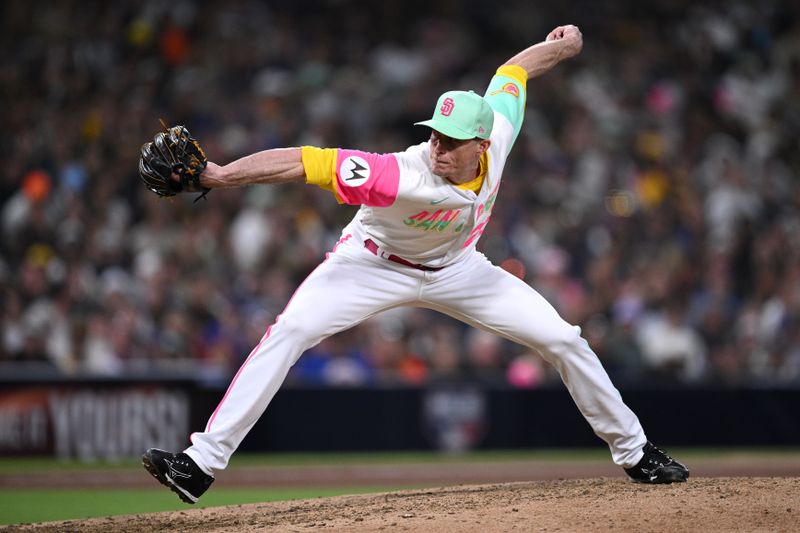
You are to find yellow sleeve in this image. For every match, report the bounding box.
[496,65,528,87]
[301,146,342,202]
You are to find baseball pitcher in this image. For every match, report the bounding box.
[139,25,688,504]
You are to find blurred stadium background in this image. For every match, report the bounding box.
[1,0,799,465]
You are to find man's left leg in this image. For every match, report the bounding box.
[421,251,687,482]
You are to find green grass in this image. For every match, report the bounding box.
[0,486,402,526]
[0,450,574,475]
[1,446,798,474]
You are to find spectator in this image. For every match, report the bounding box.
[0,1,798,388]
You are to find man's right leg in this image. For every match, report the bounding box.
[182,239,421,475]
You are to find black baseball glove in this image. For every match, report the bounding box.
[139,125,210,200]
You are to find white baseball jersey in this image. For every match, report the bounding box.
[184,66,648,476]
[302,65,528,267]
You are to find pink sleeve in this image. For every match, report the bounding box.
[334,150,400,207]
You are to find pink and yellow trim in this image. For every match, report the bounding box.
[302,146,400,207]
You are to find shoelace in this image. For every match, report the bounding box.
[164,455,192,473]
[645,444,674,468]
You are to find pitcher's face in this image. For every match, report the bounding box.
[428,131,490,184]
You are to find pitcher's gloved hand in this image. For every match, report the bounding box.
[139,125,210,200]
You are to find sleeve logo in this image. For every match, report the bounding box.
[503,83,519,97]
[490,82,520,98]
[339,156,370,187]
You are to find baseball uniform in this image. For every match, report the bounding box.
[184,65,647,474]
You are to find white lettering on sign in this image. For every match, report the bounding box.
[49,389,189,460]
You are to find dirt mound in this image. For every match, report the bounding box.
[7,477,799,533]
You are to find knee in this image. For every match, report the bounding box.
[275,313,320,344]
[538,323,586,360]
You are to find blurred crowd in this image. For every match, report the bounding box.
[2,0,799,388]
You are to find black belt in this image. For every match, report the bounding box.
[364,239,444,272]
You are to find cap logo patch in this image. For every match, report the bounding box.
[440,97,455,116]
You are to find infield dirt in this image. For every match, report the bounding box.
[4,477,799,532]
[3,456,800,532]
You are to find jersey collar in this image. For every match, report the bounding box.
[452,152,488,193]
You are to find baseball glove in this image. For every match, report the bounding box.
[139,125,209,199]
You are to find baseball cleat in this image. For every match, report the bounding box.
[142,448,214,504]
[624,441,689,484]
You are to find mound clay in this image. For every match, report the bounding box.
[7,477,799,532]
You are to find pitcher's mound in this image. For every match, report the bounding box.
[15,477,800,532]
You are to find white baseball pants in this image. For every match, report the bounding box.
[185,237,646,474]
